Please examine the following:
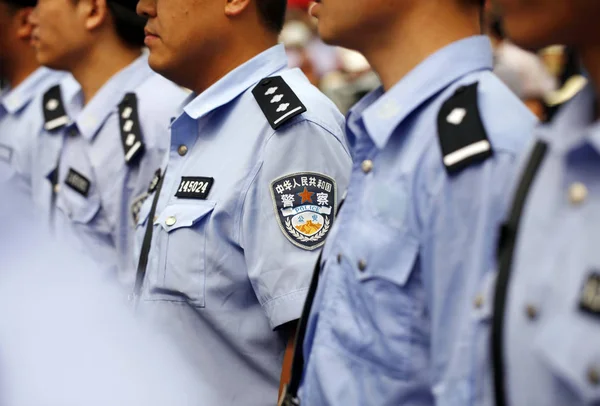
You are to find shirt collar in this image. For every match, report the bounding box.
[183,44,288,120]
[348,35,494,150]
[536,82,600,154]
[75,54,153,140]
[1,67,62,114]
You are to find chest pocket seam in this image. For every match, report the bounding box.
[533,311,600,403]
[151,202,216,307]
[56,192,102,225]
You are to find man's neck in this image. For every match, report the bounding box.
[70,39,142,105]
[360,4,481,91]
[4,49,40,90]
[189,32,278,95]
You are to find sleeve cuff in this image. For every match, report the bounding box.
[262,288,309,330]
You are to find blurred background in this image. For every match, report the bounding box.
[281,0,584,120]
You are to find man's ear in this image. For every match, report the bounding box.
[224,0,252,17]
[15,7,34,42]
[79,0,110,31]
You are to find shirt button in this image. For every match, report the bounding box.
[361,160,373,174]
[337,253,342,264]
[588,367,600,386]
[525,304,539,320]
[53,184,61,194]
[178,145,188,156]
[358,259,367,272]
[568,182,588,205]
[165,216,177,226]
[473,294,484,309]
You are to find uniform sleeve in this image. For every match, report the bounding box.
[417,148,520,399]
[241,119,351,329]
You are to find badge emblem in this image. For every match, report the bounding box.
[271,172,336,250]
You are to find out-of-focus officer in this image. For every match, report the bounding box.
[0,177,213,406]
[28,0,188,281]
[490,1,600,405]
[132,0,351,404]
[282,0,538,405]
[0,0,64,193]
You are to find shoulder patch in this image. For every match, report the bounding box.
[43,85,69,132]
[436,82,493,175]
[252,76,307,130]
[118,93,145,166]
[270,172,336,251]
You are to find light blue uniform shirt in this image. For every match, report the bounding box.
[0,179,213,406]
[33,54,188,281]
[134,44,351,406]
[299,36,537,406]
[497,82,600,405]
[0,67,64,193]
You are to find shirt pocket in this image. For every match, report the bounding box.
[153,202,216,307]
[534,312,600,404]
[56,190,104,229]
[347,221,421,378]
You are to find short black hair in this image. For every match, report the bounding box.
[1,0,36,8]
[107,1,146,48]
[256,0,286,33]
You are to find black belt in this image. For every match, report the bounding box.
[131,170,166,304]
[280,200,344,406]
[491,140,548,406]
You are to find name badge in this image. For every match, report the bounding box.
[175,176,214,200]
[65,168,91,197]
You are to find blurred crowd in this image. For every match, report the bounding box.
[280,0,582,119]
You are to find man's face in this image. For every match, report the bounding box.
[137,0,225,86]
[309,0,407,49]
[0,2,17,75]
[0,2,34,78]
[494,0,600,50]
[29,0,89,70]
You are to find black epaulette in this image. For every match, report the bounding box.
[118,93,145,166]
[436,82,493,175]
[252,76,307,130]
[42,85,69,132]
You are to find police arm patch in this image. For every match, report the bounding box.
[270,172,336,251]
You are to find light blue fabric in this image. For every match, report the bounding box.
[0,67,65,195]
[32,54,188,282]
[299,36,537,406]
[498,82,600,406]
[0,178,212,406]
[133,44,351,406]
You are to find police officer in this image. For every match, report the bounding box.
[0,0,64,193]
[283,0,538,405]
[490,1,600,405]
[132,0,351,404]
[28,0,188,281]
[0,177,212,406]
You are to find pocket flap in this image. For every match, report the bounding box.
[356,232,419,287]
[156,202,216,232]
[535,313,600,403]
[57,194,101,225]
